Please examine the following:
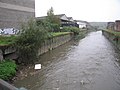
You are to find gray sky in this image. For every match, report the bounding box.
[35,0,120,22]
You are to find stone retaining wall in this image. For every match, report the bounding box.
[0,49,3,61]
[102,30,120,50]
[0,45,18,61]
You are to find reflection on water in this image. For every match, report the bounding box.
[14,31,120,90]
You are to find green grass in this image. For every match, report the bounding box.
[0,60,17,80]
[0,32,71,46]
[0,35,17,46]
[50,32,71,37]
[103,29,120,36]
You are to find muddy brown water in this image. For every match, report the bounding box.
[14,31,120,90]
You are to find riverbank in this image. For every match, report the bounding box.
[0,30,89,89]
[102,30,120,50]
[0,32,74,89]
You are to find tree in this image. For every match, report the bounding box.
[36,7,61,32]
[46,7,61,32]
[47,7,54,16]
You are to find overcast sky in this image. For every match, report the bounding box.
[35,0,120,22]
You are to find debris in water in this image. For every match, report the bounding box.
[80,80,84,85]
[35,64,41,70]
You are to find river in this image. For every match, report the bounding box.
[14,31,120,90]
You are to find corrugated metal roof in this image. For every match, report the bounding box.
[37,14,75,22]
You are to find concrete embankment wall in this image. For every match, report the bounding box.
[102,30,120,50]
[0,45,17,61]
[0,33,74,60]
[38,33,74,55]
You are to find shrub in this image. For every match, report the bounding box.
[0,60,17,80]
[74,30,88,40]
[62,27,80,35]
[16,19,48,64]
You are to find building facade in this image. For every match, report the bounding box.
[0,0,35,29]
[107,22,115,30]
[115,20,120,32]
[37,14,79,28]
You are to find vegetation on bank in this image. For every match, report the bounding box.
[103,29,120,37]
[62,27,80,35]
[15,20,48,64]
[0,32,73,46]
[36,7,61,32]
[0,60,17,80]
[0,35,16,46]
[73,30,88,40]
[50,32,72,37]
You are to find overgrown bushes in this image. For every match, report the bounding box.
[16,20,48,64]
[0,60,17,80]
[62,27,80,35]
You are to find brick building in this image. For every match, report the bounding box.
[0,0,35,29]
[115,20,120,32]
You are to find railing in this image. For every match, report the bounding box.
[0,79,27,90]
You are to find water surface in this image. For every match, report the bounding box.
[14,31,120,90]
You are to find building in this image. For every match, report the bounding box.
[107,22,115,30]
[0,0,35,29]
[74,20,94,29]
[55,14,70,27]
[75,21,87,28]
[37,14,79,28]
[56,14,79,27]
[115,20,120,32]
